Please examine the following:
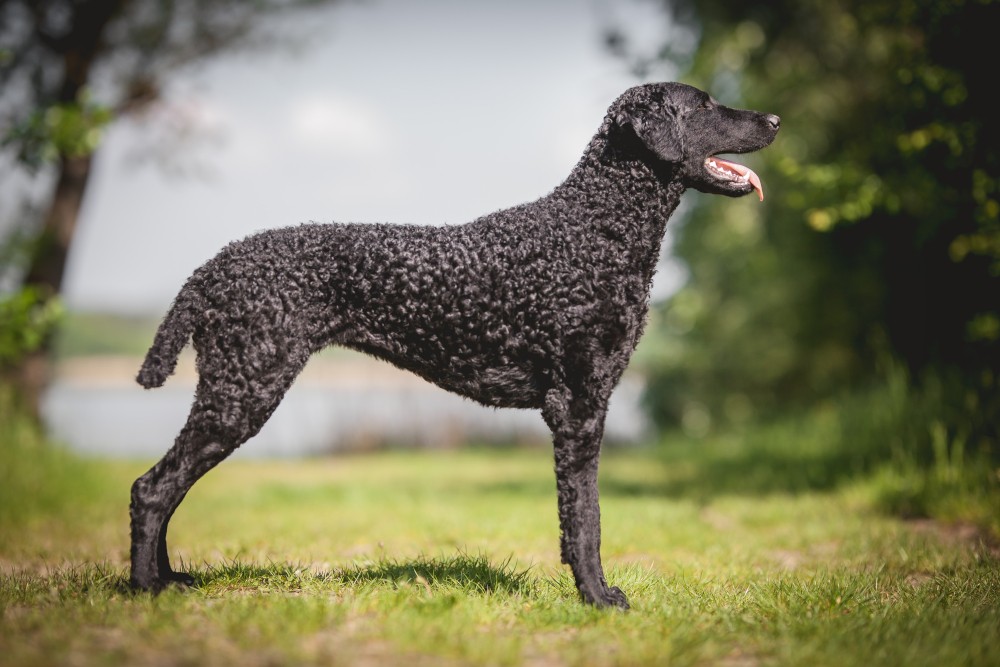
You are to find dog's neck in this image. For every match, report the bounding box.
[549,131,686,282]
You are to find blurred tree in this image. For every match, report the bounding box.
[0,0,340,416]
[610,0,999,433]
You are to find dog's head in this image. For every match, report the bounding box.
[608,82,780,200]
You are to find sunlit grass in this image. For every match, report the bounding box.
[2,392,998,666]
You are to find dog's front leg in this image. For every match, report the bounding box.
[544,388,629,610]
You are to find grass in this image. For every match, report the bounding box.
[2,393,999,666]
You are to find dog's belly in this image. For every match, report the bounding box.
[422,363,546,409]
[345,338,547,410]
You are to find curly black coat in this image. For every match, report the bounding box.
[130,82,780,608]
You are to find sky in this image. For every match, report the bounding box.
[56,0,688,314]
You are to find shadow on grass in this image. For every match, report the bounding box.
[0,556,536,603]
[196,552,535,598]
[335,553,534,595]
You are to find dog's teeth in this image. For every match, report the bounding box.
[706,156,764,201]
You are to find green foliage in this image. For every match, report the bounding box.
[0,287,63,368]
[2,96,112,169]
[0,206,65,373]
[640,0,1000,436]
[642,362,1000,537]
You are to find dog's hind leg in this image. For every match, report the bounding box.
[130,342,310,592]
[543,386,629,610]
[130,414,231,590]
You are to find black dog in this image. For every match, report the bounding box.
[130,82,779,608]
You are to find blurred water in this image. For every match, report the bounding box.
[41,359,650,459]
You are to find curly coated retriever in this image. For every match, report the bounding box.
[130,82,780,609]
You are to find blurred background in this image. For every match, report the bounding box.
[1,0,998,521]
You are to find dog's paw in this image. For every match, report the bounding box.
[604,585,630,610]
[129,575,166,594]
[163,570,196,587]
[130,571,195,594]
[581,584,630,610]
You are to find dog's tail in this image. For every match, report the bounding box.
[136,283,200,389]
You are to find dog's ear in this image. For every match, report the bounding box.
[614,105,683,164]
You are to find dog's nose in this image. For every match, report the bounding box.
[766,114,781,130]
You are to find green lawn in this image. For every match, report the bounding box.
[2,414,998,666]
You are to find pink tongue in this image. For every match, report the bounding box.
[714,158,764,201]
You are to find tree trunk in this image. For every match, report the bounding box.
[25,155,93,291]
[11,0,123,418]
[17,153,94,419]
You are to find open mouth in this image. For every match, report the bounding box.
[705,156,764,201]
